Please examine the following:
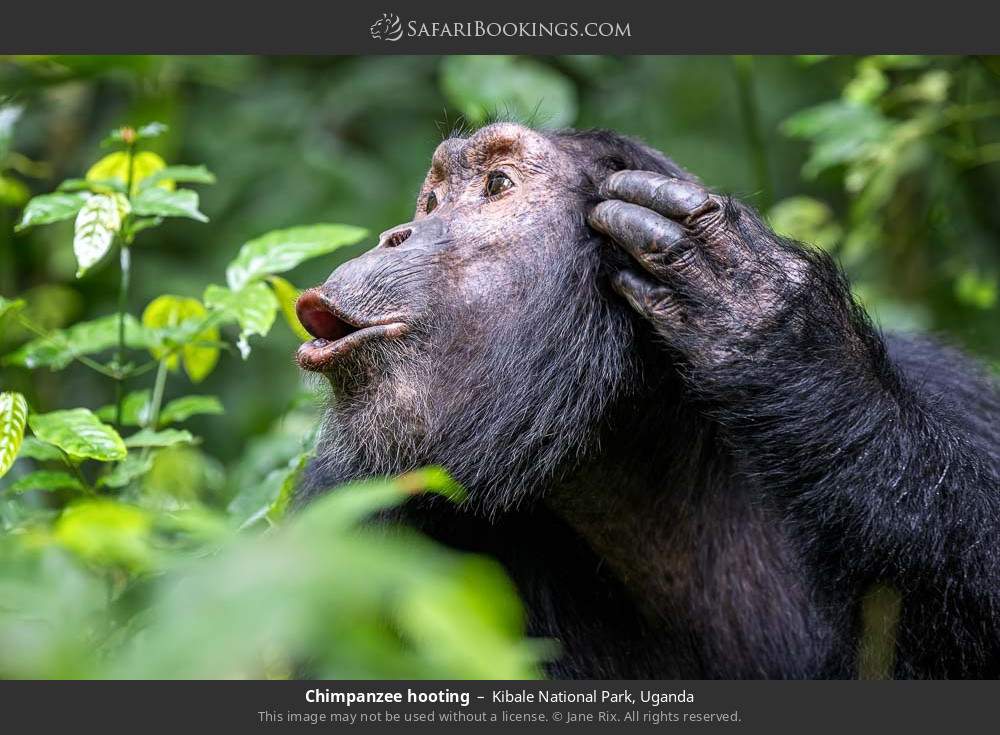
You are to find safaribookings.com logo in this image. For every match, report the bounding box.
[369,13,631,42]
[370,13,404,41]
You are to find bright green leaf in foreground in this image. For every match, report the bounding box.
[3,314,150,371]
[131,188,207,222]
[123,428,196,449]
[267,275,311,341]
[17,436,63,462]
[140,165,215,191]
[86,151,170,196]
[95,390,152,427]
[6,470,83,495]
[0,295,26,324]
[15,192,89,231]
[225,224,368,291]
[0,391,28,478]
[73,194,126,277]
[204,283,278,358]
[954,271,998,310]
[297,467,465,536]
[227,451,308,529]
[142,295,220,383]
[158,395,224,426]
[99,453,156,490]
[28,409,127,463]
[54,500,152,570]
[0,175,30,206]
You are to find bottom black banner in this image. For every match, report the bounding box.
[1,680,994,733]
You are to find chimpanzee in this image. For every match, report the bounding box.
[294,122,1000,679]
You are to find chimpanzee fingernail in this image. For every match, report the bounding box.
[656,179,711,216]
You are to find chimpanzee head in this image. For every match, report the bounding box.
[296,123,691,514]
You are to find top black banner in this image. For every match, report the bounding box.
[3,0,1000,54]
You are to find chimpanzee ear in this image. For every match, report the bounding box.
[622,140,700,183]
[583,134,700,186]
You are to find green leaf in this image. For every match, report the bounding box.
[87,151,168,196]
[141,295,220,383]
[95,390,152,427]
[3,314,150,371]
[140,165,216,191]
[781,101,893,179]
[58,177,126,194]
[6,470,83,495]
[136,122,169,139]
[0,174,30,206]
[28,409,127,462]
[73,194,125,277]
[0,295,27,323]
[954,272,998,310]
[17,436,63,462]
[158,395,224,426]
[0,391,28,478]
[0,102,24,161]
[300,467,464,535]
[123,428,196,449]
[204,283,278,358]
[768,196,843,252]
[15,192,89,231]
[225,224,368,291]
[267,275,311,341]
[843,59,889,105]
[227,452,308,529]
[123,216,163,240]
[57,178,93,192]
[99,452,156,489]
[440,56,578,128]
[132,188,208,222]
[102,122,168,146]
[54,500,152,570]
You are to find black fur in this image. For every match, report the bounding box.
[301,128,1000,679]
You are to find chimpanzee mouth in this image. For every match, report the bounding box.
[294,289,408,372]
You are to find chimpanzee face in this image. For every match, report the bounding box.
[295,122,585,383]
[296,123,658,510]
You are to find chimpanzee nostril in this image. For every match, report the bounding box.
[381,228,412,248]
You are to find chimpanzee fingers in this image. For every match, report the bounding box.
[599,170,714,220]
[589,200,694,281]
[611,269,682,326]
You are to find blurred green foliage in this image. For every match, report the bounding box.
[0,55,998,679]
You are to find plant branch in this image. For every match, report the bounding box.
[15,315,120,379]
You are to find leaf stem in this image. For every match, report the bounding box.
[113,140,137,427]
[113,246,131,424]
[147,359,169,430]
[15,315,120,379]
[128,311,231,378]
[140,360,169,463]
[59,449,95,496]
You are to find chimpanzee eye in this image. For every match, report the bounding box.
[484,171,515,197]
[425,191,438,213]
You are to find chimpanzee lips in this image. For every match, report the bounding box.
[294,289,407,372]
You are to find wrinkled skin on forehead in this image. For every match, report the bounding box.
[299,123,686,513]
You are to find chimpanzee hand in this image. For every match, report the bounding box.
[588,171,849,373]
